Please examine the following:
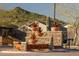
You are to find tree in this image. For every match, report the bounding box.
[56,4,79,45]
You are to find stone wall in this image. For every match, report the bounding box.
[21,42,26,51]
[26,37,52,45]
[52,31,63,47]
[26,31,65,47]
[0,36,2,46]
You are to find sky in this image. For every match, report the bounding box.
[0,3,79,23]
[4,3,53,17]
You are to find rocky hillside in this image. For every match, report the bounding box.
[0,7,66,27]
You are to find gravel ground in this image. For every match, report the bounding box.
[0,48,79,56]
[0,46,79,56]
[0,51,79,56]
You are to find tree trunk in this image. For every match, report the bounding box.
[74,27,78,45]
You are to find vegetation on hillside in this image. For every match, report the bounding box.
[0,7,66,27]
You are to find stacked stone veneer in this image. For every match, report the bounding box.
[26,31,64,47]
[0,36,2,46]
[52,31,63,46]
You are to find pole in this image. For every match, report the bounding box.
[51,3,56,50]
[54,3,56,21]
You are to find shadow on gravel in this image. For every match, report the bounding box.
[0,45,13,51]
[0,46,13,48]
[46,48,79,53]
[23,48,79,53]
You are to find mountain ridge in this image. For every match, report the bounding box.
[0,7,67,27]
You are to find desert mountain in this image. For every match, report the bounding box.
[0,7,66,27]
